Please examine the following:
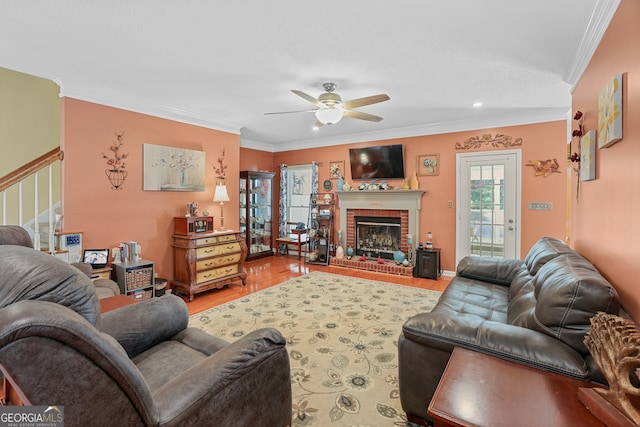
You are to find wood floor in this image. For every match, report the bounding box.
[181,255,450,316]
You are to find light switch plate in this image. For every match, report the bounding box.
[528,202,552,210]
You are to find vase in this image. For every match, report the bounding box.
[346,246,354,258]
[337,176,345,191]
[393,251,406,264]
[410,171,419,189]
[336,246,344,259]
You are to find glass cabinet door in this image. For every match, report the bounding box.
[240,171,274,260]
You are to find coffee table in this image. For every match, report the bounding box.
[428,347,606,427]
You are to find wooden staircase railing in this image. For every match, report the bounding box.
[0,147,64,249]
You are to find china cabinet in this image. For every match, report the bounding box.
[240,171,275,260]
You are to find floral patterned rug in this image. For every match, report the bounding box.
[189,271,441,426]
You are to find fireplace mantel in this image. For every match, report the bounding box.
[335,190,424,244]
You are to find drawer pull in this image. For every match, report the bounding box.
[226,245,235,250]
[204,262,213,267]
[204,249,214,254]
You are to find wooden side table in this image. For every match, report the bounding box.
[99,294,138,313]
[428,347,606,427]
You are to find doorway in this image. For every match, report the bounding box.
[456,150,521,264]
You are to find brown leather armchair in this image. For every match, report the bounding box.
[0,246,292,426]
[0,225,119,298]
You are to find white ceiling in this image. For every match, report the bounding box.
[1,1,620,152]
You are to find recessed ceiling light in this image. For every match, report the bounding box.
[473,102,483,108]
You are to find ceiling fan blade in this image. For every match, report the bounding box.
[343,110,384,122]
[342,94,390,109]
[264,109,317,115]
[291,90,321,106]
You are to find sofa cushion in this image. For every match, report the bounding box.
[513,253,619,354]
[456,256,524,286]
[522,236,572,275]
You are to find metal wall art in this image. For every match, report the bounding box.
[455,133,523,150]
[102,131,129,190]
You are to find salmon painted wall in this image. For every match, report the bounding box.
[240,147,277,173]
[273,120,567,272]
[570,0,640,321]
[61,98,240,280]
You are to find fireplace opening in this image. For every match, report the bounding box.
[355,216,401,259]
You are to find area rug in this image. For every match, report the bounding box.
[189,271,441,426]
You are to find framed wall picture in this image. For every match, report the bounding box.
[597,73,623,149]
[417,154,440,176]
[143,144,205,191]
[580,130,596,182]
[329,161,344,179]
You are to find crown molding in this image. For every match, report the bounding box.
[58,89,243,135]
[257,107,569,153]
[565,0,621,89]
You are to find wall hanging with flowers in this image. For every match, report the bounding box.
[329,161,344,179]
[213,148,228,184]
[102,132,128,190]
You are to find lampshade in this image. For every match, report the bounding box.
[213,184,230,203]
[315,107,344,125]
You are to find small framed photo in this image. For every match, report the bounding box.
[417,154,440,176]
[329,161,344,179]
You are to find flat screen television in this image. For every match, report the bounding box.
[349,144,405,180]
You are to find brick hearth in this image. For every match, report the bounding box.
[330,256,414,276]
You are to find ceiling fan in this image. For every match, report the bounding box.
[265,82,390,127]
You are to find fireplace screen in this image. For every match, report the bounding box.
[355,216,401,259]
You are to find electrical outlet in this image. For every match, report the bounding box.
[448,200,453,208]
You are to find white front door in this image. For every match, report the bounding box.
[456,150,521,264]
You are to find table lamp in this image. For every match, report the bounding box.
[213,183,230,230]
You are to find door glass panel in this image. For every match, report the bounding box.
[468,164,505,258]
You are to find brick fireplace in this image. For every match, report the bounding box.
[331,190,424,276]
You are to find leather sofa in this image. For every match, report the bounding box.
[0,245,292,426]
[0,225,120,299]
[398,237,620,425]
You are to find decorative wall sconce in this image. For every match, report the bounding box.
[102,132,129,190]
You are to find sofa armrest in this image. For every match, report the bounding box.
[152,328,291,427]
[403,310,589,378]
[456,256,524,286]
[100,295,189,357]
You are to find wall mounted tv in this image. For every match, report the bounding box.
[349,144,405,180]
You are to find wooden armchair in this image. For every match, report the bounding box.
[275,221,308,259]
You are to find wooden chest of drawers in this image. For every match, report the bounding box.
[171,230,247,301]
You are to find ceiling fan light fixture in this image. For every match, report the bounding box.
[315,107,344,125]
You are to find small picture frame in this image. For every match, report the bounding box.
[417,154,440,176]
[329,161,344,179]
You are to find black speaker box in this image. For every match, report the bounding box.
[414,248,441,280]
